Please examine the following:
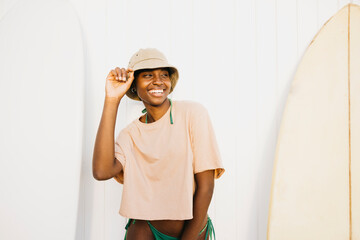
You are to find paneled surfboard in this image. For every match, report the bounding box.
[268,4,360,240]
[0,0,84,239]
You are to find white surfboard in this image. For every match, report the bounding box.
[268,4,360,240]
[0,0,83,239]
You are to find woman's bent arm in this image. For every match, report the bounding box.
[93,67,134,180]
[181,170,215,240]
[92,97,123,180]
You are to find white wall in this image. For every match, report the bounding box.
[1,0,358,239]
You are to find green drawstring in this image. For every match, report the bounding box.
[142,99,173,124]
[205,217,216,240]
[169,98,173,124]
[198,220,208,235]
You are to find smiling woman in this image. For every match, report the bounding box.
[133,68,172,120]
[92,48,224,240]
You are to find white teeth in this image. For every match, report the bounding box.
[149,89,163,94]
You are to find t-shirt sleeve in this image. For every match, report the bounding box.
[113,130,127,184]
[190,103,225,179]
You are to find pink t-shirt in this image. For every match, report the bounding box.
[114,100,224,220]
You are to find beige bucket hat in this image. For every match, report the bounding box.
[126,48,179,101]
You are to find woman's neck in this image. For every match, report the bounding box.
[143,99,171,123]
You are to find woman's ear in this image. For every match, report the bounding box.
[130,81,137,93]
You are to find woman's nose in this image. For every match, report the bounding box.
[152,74,163,84]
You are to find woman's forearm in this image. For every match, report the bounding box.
[181,171,214,240]
[92,97,123,180]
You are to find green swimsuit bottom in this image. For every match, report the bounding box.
[124,216,215,240]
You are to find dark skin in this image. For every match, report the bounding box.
[92,67,214,239]
[125,170,214,240]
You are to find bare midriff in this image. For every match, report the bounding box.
[126,217,209,240]
[148,219,185,237]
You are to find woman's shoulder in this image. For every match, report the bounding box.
[116,121,137,141]
[173,100,208,114]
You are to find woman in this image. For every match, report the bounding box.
[92,48,224,240]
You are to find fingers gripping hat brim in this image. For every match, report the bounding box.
[125,48,179,101]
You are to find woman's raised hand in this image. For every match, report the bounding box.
[105,67,134,100]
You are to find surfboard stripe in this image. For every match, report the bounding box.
[348,5,352,240]
[350,5,360,240]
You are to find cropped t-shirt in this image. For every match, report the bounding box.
[113,100,225,220]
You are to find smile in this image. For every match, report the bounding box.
[148,89,164,96]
